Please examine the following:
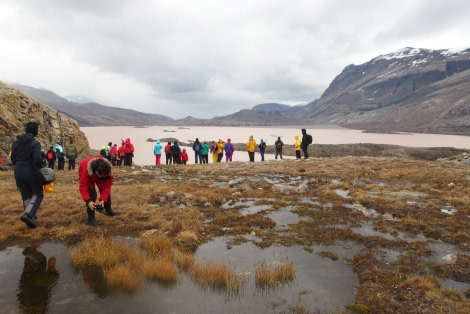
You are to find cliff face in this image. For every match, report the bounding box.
[0,81,91,164]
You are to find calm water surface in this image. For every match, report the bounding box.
[0,239,358,313]
[81,126,470,165]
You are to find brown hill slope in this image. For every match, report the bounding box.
[10,83,174,127]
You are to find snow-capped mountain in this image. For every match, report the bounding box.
[298,47,470,135]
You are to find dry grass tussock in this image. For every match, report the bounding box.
[1,154,470,311]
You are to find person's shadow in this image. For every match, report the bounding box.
[17,247,60,314]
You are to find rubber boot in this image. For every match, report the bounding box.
[87,209,101,226]
[21,198,37,228]
[104,200,120,216]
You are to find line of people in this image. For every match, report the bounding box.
[151,128,312,165]
[99,138,135,166]
[44,140,78,170]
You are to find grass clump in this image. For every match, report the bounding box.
[255,260,296,288]
[143,259,179,282]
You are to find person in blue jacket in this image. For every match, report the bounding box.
[153,139,163,165]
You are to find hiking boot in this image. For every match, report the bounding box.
[104,209,120,216]
[21,214,37,229]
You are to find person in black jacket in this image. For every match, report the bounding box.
[301,128,310,159]
[170,141,181,164]
[10,122,44,228]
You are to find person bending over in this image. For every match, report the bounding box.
[78,155,120,226]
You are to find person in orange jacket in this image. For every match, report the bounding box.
[118,143,126,166]
[78,155,120,226]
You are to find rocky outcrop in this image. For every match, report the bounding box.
[0,81,91,166]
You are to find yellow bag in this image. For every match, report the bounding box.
[44,182,54,193]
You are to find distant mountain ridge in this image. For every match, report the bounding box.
[10,83,174,126]
[9,47,470,135]
[297,47,470,135]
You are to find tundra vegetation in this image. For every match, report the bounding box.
[1,151,469,313]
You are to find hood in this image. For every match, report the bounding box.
[295,135,299,140]
[87,156,113,177]
[156,140,160,144]
[18,133,35,145]
[249,135,253,140]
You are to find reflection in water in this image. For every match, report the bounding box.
[17,247,59,314]
[81,265,109,298]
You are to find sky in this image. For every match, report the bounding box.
[1,0,469,119]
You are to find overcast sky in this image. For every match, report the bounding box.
[1,0,469,119]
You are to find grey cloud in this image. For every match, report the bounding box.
[1,0,469,119]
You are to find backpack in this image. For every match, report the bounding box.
[194,142,201,152]
[307,134,313,144]
[276,141,282,149]
[47,151,53,160]
[224,144,233,154]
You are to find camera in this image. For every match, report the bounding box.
[94,204,104,212]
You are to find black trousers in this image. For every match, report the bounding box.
[87,187,111,210]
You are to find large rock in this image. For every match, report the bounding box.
[0,81,91,165]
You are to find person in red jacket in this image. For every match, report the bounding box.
[78,155,120,226]
[122,138,134,166]
[181,148,189,165]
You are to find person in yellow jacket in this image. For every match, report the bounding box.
[216,139,225,162]
[294,135,301,159]
[246,135,256,162]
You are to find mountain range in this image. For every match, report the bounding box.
[10,47,470,135]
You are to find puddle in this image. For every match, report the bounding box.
[351,221,398,241]
[425,241,459,263]
[240,204,271,216]
[441,278,470,295]
[0,238,358,313]
[344,203,397,221]
[196,237,358,311]
[267,207,304,226]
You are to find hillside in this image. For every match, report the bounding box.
[298,47,470,135]
[9,83,174,127]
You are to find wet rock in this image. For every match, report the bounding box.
[442,254,457,262]
[272,184,304,194]
[228,178,243,188]
[141,229,158,238]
